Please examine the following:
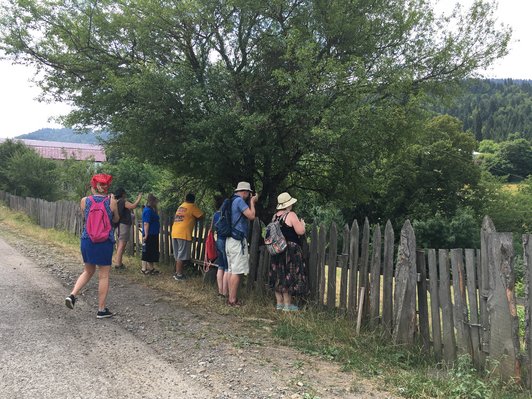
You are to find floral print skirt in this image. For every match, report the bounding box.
[269,241,307,296]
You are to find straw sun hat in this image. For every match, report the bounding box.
[276,192,297,210]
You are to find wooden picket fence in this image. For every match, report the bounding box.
[1,191,531,388]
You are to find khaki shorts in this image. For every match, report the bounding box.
[225,237,249,275]
[118,223,131,242]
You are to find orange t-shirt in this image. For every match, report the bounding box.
[171,202,204,241]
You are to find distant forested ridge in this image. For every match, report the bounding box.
[437,79,532,142]
[15,128,108,144]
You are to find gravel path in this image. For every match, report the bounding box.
[0,225,395,399]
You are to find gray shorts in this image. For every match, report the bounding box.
[172,238,192,261]
[118,223,131,242]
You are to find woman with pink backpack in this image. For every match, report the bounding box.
[65,173,119,319]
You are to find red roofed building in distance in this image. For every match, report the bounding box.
[0,139,106,163]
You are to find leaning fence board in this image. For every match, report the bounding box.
[451,249,473,356]
[359,218,370,320]
[339,224,350,311]
[439,249,457,363]
[382,220,394,334]
[416,250,430,351]
[369,224,382,328]
[327,223,338,310]
[392,220,417,345]
[479,216,495,366]
[524,234,532,389]
[348,219,359,319]
[465,249,481,369]
[427,249,442,361]
[487,232,521,382]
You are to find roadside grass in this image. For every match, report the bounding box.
[0,204,528,399]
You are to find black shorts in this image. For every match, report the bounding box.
[142,234,160,263]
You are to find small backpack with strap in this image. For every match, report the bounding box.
[264,212,289,255]
[86,195,112,243]
[214,196,244,239]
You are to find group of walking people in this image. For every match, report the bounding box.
[65,174,307,318]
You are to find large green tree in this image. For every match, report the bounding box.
[0,0,510,216]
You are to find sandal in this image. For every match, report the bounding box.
[227,299,243,307]
[149,269,161,275]
[114,264,126,271]
[141,269,150,275]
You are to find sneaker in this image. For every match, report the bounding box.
[96,308,113,319]
[276,304,285,311]
[283,304,299,312]
[65,294,76,309]
[173,273,186,281]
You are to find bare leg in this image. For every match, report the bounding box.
[216,268,225,295]
[222,272,230,296]
[141,261,147,272]
[175,259,184,275]
[71,264,96,296]
[228,273,241,303]
[283,292,292,306]
[115,240,127,266]
[275,291,284,306]
[97,266,110,310]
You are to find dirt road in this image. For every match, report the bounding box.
[0,229,394,399]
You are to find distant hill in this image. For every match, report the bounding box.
[15,128,109,144]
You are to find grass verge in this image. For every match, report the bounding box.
[0,204,528,399]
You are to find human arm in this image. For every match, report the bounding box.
[110,194,120,223]
[80,197,86,212]
[143,222,150,241]
[125,192,143,209]
[242,195,258,221]
[285,211,306,235]
[142,208,151,240]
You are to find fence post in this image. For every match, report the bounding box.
[308,225,319,302]
[247,219,261,293]
[451,249,473,356]
[318,223,327,306]
[524,234,532,389]
[439,249,457,363]
[392,220,417,345]
[465,249,482,369]
[369,224,382,328]
[327,223,338,310]
[348,219,359,320]
[479,216,495,367]
[339,224,350,311]
[487,232,521,382]
[381,220,394,334]
[427,249,442,361]
[359,218,370,321]
[416,250,430,351]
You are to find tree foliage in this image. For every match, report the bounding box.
[0,0,510,216]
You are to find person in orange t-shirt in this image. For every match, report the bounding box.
[171,193,204,281]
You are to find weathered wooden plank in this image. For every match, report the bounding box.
[392,220,417,345]
[318,224,327,306]
[247,218,261,293]
[382,220,394,334]
[465,249,481,369]
[439,249,457,363]
[255,247,268,295]
[427,249,442,361]
[327,223,338,310]
[479,216,495,365]
[339,224,350,311]
[417,250,430,351]
[308,225,319,301]
[348,219,359,319]
[487,232,521,382]
[524,234,532,389]
[451,249,473,356]
[369,224,382,328]
[359,218,370,320]
[356,287,365,336]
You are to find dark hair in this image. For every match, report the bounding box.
[146,193,158,209]
[185,192,195,203]
[214,194,224,210]
[114,187,126,199]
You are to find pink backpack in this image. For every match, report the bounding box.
[86,196,112,243]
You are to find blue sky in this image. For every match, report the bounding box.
[0,0,530,138]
